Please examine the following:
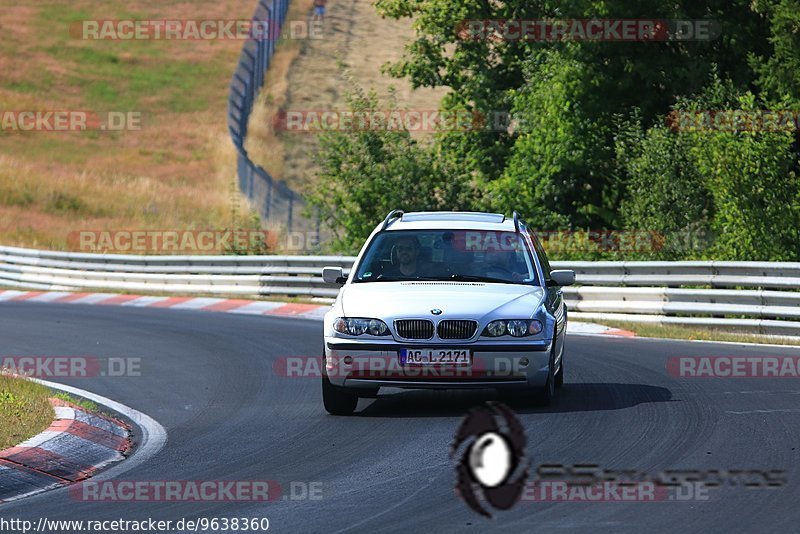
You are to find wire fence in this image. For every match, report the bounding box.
[227,0,318,234]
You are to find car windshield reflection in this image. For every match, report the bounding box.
[353,230,538,285]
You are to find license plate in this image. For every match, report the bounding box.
[399,348,472,366]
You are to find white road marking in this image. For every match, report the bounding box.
[29,378,167,484]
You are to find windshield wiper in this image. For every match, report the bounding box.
[358,274,519,284]
[358,275,439,282]
[447,274,514,284]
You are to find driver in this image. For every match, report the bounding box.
[386,235,429,278]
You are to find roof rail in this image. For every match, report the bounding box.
[381,209,404,230]
[512,211,521,233]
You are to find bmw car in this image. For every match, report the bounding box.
[320,211,575,415]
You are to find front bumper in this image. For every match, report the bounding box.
[324,338,552,391]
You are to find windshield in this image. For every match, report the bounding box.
[353,229,538,284]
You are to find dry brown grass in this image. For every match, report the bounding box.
[598,320,800,347]
[0,374,53,451]
[0,0,445,250]
[244,0,316,182]
[246,0,446,192]
[0,1,263,250]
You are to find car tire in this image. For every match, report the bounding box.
[554,340,564,388]
[532,342,556,406]
[322,374,358,415]
[321,349,358,415]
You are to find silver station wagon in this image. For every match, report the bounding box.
[320,211,575,415]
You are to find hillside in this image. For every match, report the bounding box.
[245,0,446,192]
[0,1,257,250]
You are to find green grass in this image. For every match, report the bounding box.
[599,320,800,346]
[1,136,106,166]
[53,392,99,413]
[0,375,54,450]
[0,0,261,251]
[49,45,222,112]
[28,3,229,113]
[0,188,34,207]
[7,80,48,94]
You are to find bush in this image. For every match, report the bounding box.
[306,86,472,253]
[618,77,800,260]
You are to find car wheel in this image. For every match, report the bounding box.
[322,373,358,415]
[533,342,556,406]
[321,349,358,415]
[554,340,564,388]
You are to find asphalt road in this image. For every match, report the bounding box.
[0,301,798,533]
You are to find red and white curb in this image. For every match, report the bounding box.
[0,289,634,336]
[0,290,330,320]
[0,398,131,503]
[567,321,636,337]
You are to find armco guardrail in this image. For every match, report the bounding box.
[1,246,799,336]
[564,261,800,289]
[228,0,317,232]
[0,246,351,299]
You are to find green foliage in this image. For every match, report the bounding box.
[749,0,800,104]
[691,125,800,260]
[53,392,99,413]
[490,49,616,230]
[306,86,471,253]
[616,115,714,259]
[0,391,26,418]
[306,0,800,260]
[44,192,89,215]
[619,77,800,260]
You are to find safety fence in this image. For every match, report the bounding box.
[228,0,316,232]
[2,247,799,336]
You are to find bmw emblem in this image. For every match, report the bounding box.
[431,308,443,315]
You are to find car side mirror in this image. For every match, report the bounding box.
[548,270,576,287]
[322,266,347,285]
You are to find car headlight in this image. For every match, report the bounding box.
[367,319,389,336]
[333,317,390,336]
[507,320,528,337]
[527,319,543,335]
[482,319,543,337]
[485,320,507,337]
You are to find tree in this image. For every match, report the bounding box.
[306,86,471,253]
[618,77,800,260]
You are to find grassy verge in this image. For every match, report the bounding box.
[53,392,99,413]
[599,320,800,346]
[0,1,262,250]
[0,374,54,450]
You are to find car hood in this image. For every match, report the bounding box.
[340,281,546,322]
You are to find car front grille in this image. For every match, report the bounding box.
[437,320,478,340]
[395,319,435,340]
